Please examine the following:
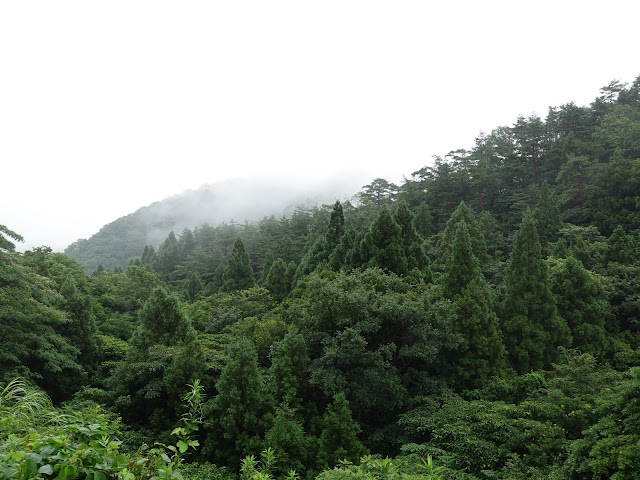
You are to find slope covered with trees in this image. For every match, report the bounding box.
[3,75,640,480]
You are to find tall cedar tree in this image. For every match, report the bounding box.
[393,202,430,276]
[442,222,506,389]
[294,201,345,282]
[204,338,268,467]
[58,276,100,376]
[318,392,367,469]
[269,329,311,414]
[360,205,408,275]
[501,210,571,372]
[110,286,204,429]
[532,181,562,254]
[550,256,609,358]
[436,201,489,269]
[222,238,255,291]
[264,258,293,302]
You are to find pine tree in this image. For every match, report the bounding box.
[318,392,366,469]
[360,206,408,275]
[222,238,255,291]
[501,210,571,373]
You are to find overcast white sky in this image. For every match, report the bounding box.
[1,1,639,251]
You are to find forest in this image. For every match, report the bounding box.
[2,76,640,480]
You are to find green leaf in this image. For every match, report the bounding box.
[24,456,38,478]
[94,472,107,480]
[176,441,188,453]
[57,464,78,480]
[38,465,54,476]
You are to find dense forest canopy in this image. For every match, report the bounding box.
[2,76,640,480]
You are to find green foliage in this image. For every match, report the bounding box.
[549,256,609,358]
[204,338,269,467]
[0,225,23,252]
[222,238,256,292]
[501,210,571,372]
[288,269,457,435]
[0,251,84,401]
[318,393,367,469]
[110,286,204,429]
[360,206,408,275]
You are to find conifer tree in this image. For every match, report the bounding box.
[393,202,430,275]
[606,225,632,264]
[264,257,292,302]
[436,201,489,268]
[326,200,345,251]
[111,286,204,429]
[413,202,433,239]
[222,238,255,291]
[205,338,267,466]
[550,256,609,358]
[182,271,203,302]
[269,329,310,413]
[501,210,571,372]
[533,181,562,254]
[258,250,275,285]
[441,223,506,389]
[318,392,366,469]
[442,222,480,299]
[59,276,99,375]
[360,206,408,275]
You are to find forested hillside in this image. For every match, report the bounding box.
[2,76,640,480]
[64,176,361,273]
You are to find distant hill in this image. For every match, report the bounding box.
[64,174,366,272]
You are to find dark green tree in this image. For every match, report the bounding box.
[550,256,609,358]
[442,222,506,389]
[436,201,489,269]
[258,250,275,285]
[360,206,408,275]
[269,329,310,413]
[533,181,563,254]
[182,271,203,302]
[264,258,293,302]
[58,276,100,375]
[204,338,268,466]
[501,210,571,372]
[222,238,255,292]
[110,286,204,429]
[318,392,367,469]
[393,202,429,275]
[0,250,84,401]
[606,225,633,264]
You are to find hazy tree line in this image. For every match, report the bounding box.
[2,76,640,479]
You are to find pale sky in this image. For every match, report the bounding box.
[1,1,639,251]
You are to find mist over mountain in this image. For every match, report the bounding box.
[64,173,369,272]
